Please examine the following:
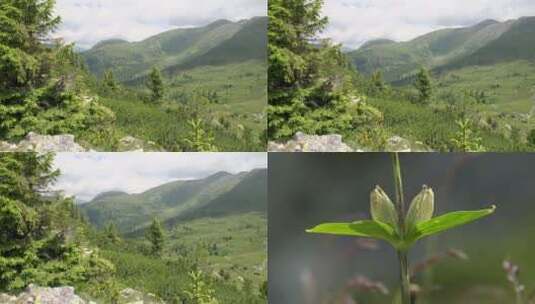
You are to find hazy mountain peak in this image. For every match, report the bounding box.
[207,171,232,179]
[207,19,232,27]
[473,19,499,28]
[92,38,129,49]
[92,190,129,201]
[360,38,396,50]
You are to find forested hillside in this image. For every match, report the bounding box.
[82,17,267,82]
[81,169,267,233]
[345,16,535,152]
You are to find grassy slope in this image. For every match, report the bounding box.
[166,60,267,131]
[348,17,535,151]
[167,213,267,285]
[98,95,254,152]
[82,18,267,152]
[99,213,266,303]
[367,95,514,151]
[436,60,535,114]
[94,60,266,151]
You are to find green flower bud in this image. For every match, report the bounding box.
[370,186,398,229]
[406,185,434,232]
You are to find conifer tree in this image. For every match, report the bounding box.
[268,0,381,139]
[104,222,121,244]
[103,69,118,91]
[0,0,61,90]
[371,70,386,94]
[146,217,165,256]
[414,67,433,104]
[147,67,165,102]
[0,153,114,291]
[0,0,114,141]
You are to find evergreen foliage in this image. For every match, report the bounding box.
[146,218,165,256]
[268,0,383,140]
[0,0,115,142]
[103,69,118,91]
[147,67,165,102]
[0,153,114,292]
[370,70,386,94]
[414,67,433,104]
[104,222,121,244]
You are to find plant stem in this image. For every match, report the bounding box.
[391,153,406,230]
[391,153,411,304]
[398,250,411,304]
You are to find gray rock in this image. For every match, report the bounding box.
[118,288,165,304]
[0,286,166,304]
[0,132,87,152]
[385,136,411,152]
[0,285,86,304]
[385,135,432,152]
[269,132,355,152]
[117,136,160,152]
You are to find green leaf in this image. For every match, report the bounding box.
[406,205,496,243]
[306,220,401,247]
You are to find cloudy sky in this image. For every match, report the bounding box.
[54,0,267,49]
[52,153,267,202]
[322,0,535,49]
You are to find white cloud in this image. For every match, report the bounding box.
[321,0,535,49]
[54,0,267,49]
[53,153,267,202]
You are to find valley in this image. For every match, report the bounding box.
[345,16,535,151]
[80,169,268,301]
[80,17,268,152]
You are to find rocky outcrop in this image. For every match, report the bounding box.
[268,132,356,152]
[0,133,161,152]
[118,288,165,304]
[0,285,165,304]
[385,136,432,152]
[116,136,160,152]
[269,132,431,152]
[0,285,87,304]
[0,132,87,152]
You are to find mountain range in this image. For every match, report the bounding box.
[80,168,267,233]
[347,16,535,82]
[81,17,267,83]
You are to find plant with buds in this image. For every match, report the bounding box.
[306,153,496,304]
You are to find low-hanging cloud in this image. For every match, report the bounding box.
[321,0,535,49]
[53,153,267,202]
[54,0,267,49]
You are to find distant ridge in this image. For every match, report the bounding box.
[347,16,535,82]
[80,168,267,233]
[81,16,267,82]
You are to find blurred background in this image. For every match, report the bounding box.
[268,153,535,304]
